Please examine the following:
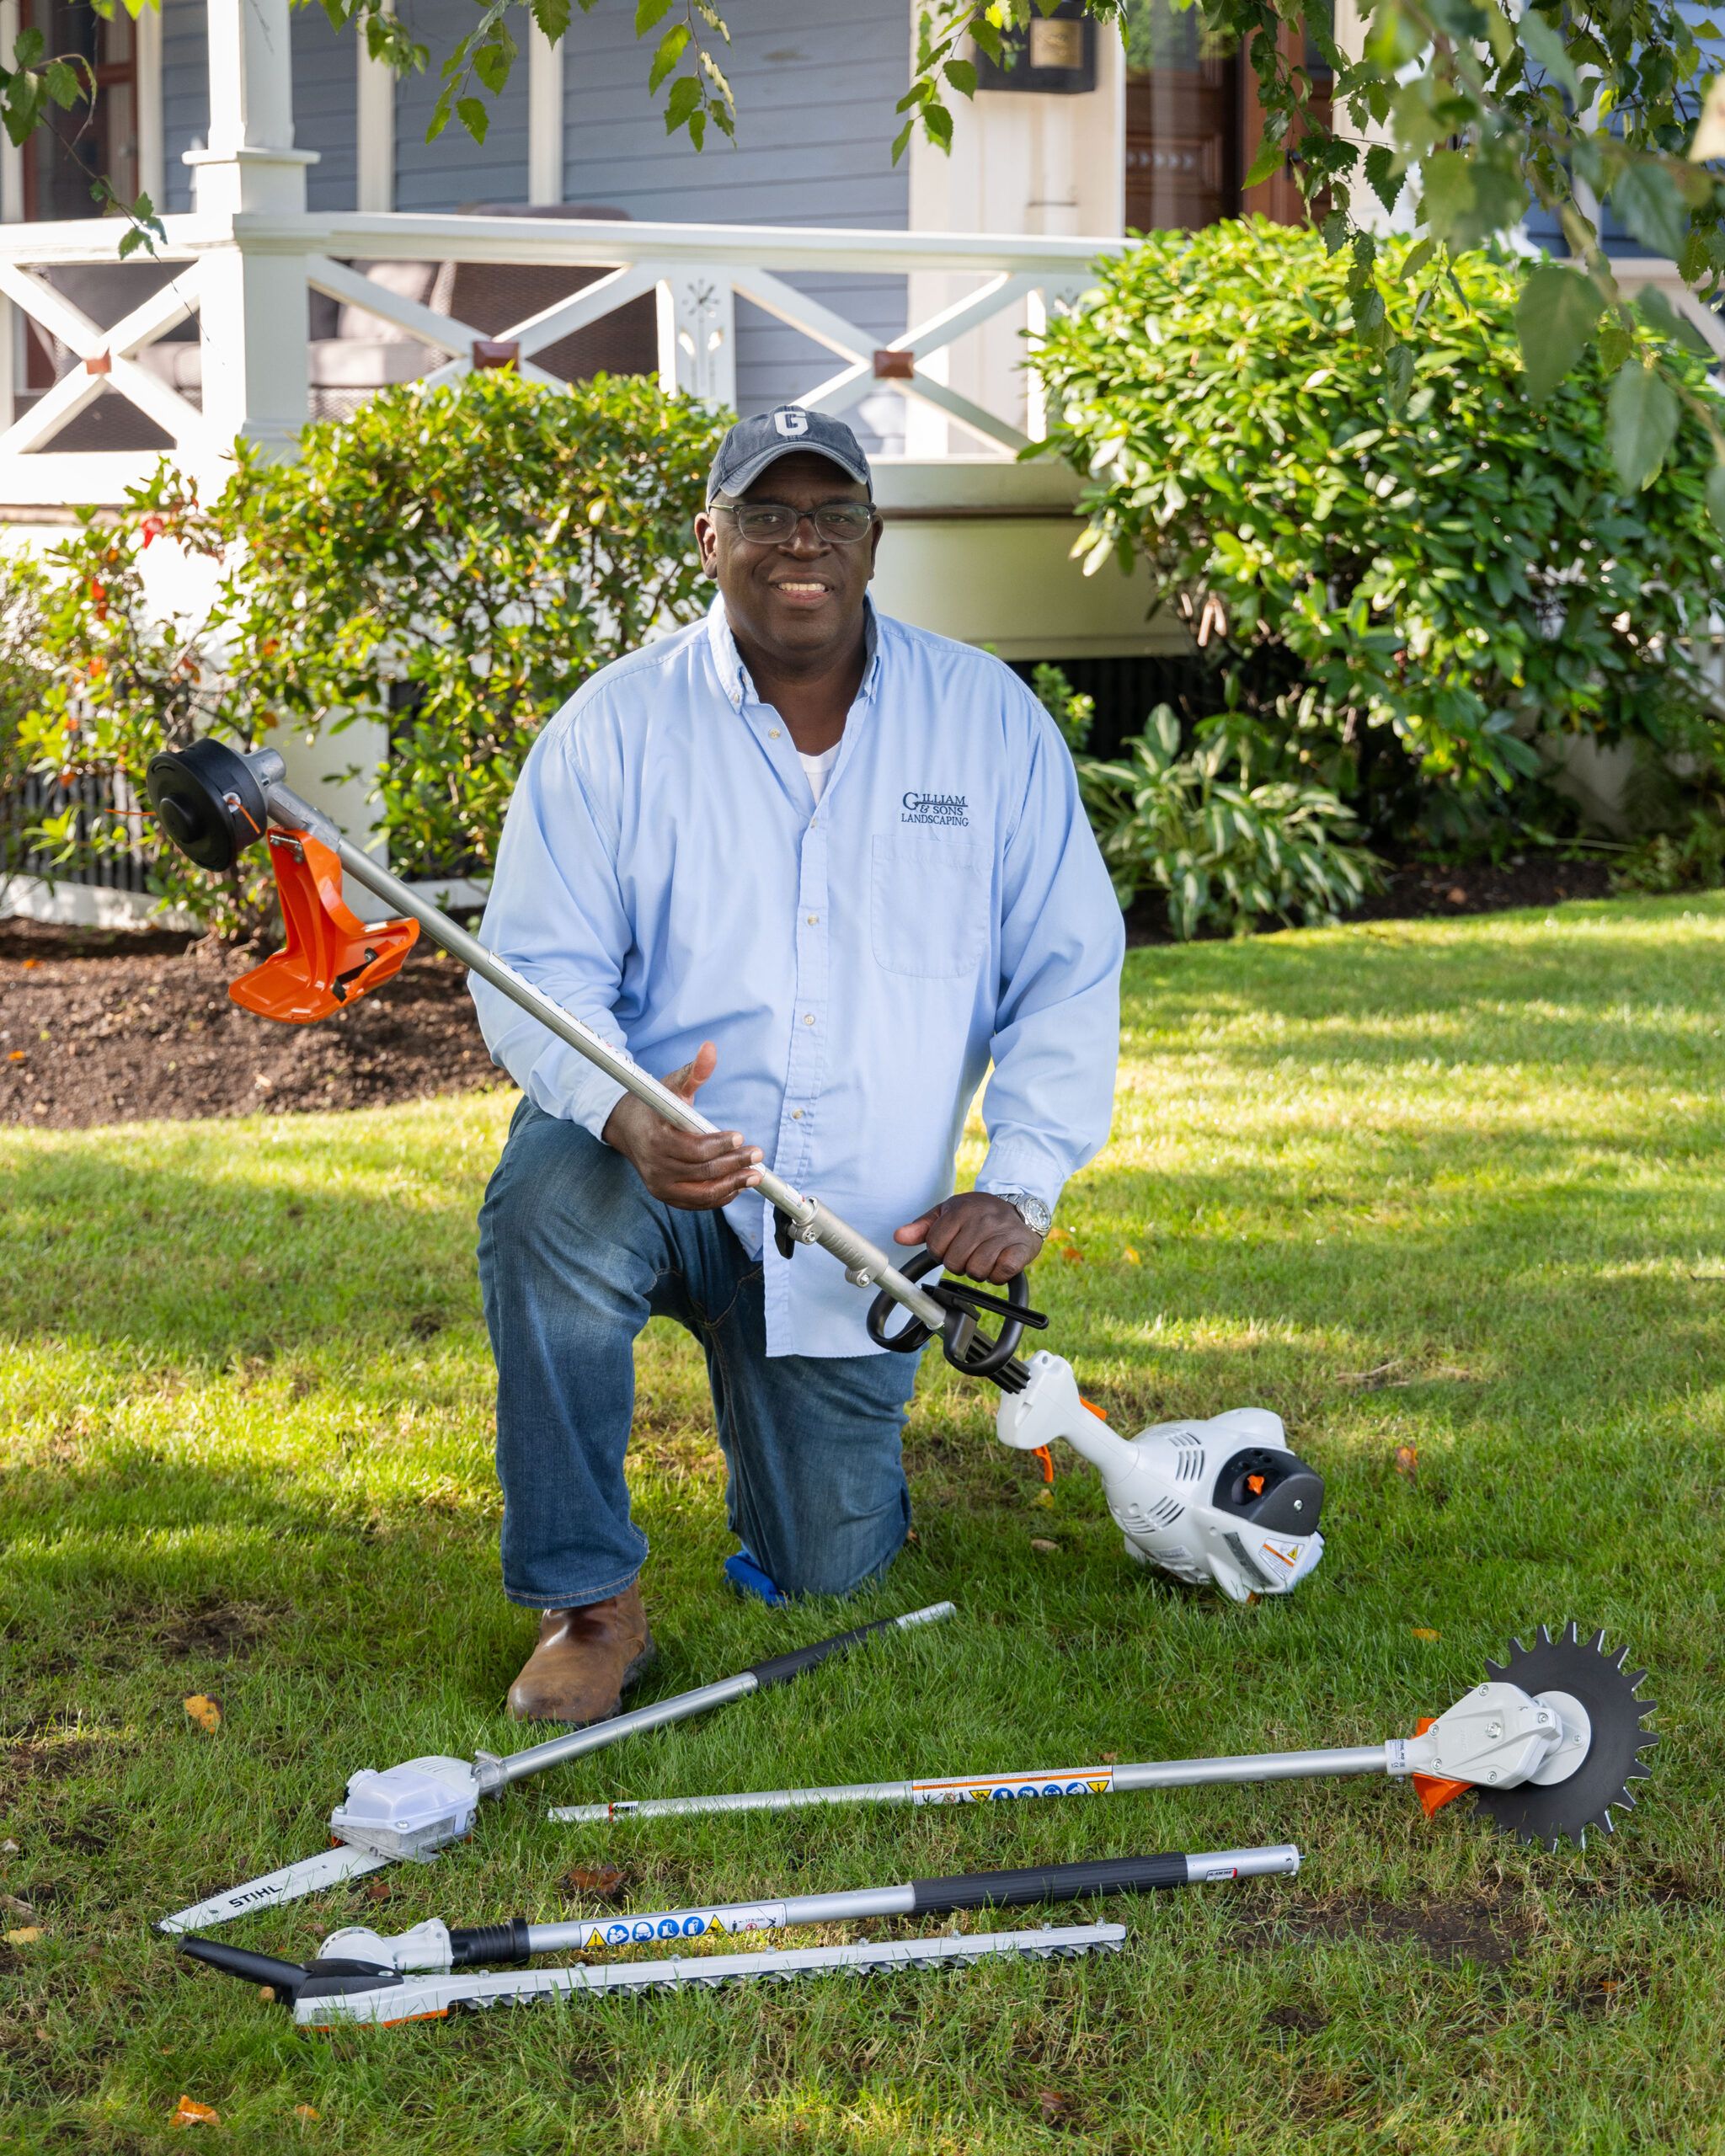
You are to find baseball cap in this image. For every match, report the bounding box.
[706,407,873,503]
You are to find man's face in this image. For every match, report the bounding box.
[696,451,882,668]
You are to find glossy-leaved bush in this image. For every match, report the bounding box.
[1032,219,1725,847]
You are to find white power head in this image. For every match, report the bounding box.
[996,1353,1324,1603]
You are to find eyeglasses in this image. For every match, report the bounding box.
[715,500,878,545]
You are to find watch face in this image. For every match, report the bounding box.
[1004,1192,1051,1236]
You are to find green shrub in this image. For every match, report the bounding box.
[1034,664,1379,937]
[5,499,282,938]
[1031,219,1725,849]
[221,371,729,883]
[7,371,729,930]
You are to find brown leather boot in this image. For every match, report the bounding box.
[505,1583,656,1726]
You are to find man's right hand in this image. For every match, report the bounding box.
[601,1040,763,1210]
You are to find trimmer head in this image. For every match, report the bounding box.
[1470,1623,1658,1851]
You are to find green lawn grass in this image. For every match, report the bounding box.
[3,894,1724,2154]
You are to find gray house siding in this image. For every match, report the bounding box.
[160,0,358,211]
[560,0,911,427]
[395,0,531,211]
[296,5,360,212]
[157,0,910,425]
[160,0,206,213]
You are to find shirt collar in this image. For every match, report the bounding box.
[706,595,883,712]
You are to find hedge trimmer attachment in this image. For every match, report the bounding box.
[145,739,1327,1603]
[176,1846,1296,2029]
[179,1924,1130,2031]
[547,1624,1657,1852]
[155,1603,953,1935]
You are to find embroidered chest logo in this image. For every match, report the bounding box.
[901,791,969,828]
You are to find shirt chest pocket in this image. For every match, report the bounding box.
[870,832,991,979]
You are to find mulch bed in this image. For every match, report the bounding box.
[3,854,1616,1133]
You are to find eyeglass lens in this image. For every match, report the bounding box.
[727,503,876,543]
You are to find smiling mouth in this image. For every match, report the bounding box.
[773,579,831,595]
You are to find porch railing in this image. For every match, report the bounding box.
[0,211,1127,509]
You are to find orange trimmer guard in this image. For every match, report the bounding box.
[230,830,419,1025]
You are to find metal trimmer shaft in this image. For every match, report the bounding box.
[548,1748,1394,1826]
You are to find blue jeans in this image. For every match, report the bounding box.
[478,1100,919,1609]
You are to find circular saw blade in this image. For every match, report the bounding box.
[1470,1622,1658,1851]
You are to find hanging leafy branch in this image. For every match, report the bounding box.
[1,0,164,253]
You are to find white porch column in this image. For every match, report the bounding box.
[183,0,317,463]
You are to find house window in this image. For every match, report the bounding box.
[22,0,139,221]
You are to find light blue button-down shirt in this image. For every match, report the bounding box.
[471,596,1124,1358]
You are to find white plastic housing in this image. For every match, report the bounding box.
[329,1755,483,1860]
[996,1353,1323,1602]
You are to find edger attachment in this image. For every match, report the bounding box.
[547,1625,1656,1852]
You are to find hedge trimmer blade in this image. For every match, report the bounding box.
[1470,1623,1658,1851]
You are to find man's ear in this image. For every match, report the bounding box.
[694,510,719,576]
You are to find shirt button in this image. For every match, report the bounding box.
[804,1014,814,1026]
[806,914,819,926]
[792,1108,804,1120]
[769,728,782,739]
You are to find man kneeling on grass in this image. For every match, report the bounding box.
[470,408,1124,1726]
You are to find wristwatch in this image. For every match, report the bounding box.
[991,1188,1053,1239]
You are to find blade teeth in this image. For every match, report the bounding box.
[1518,1633,1537,1655]
[1624,1668,1648,1692]
[1565,1620,1581,1647]
[1483,1657,1508,1681]
[1585,1625,1605,1653]
[1610,1641,1628,1669]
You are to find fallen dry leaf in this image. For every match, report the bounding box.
[1412,1627,1441,1641]
[1029,1537,1060,1555]
[565,1864,624,1897]
[1393,1445,1419,1480]
[364,1876,391,1903]
[4,1926,43,1945]
[1059,1244,1084,1264]
[183,1694,222,1732]
[21,958,40,969]
[7,1049,24,1063]
[1100,1753,1119,1764]
[169,2095,220,2128]
[1121,1246,1140,1264]
[0,1894,36,1922]
[1031,1488,1055,1509]
[2,1839,18,1854]
[293,2103,321,2121]
[1038,2089,1069,2122]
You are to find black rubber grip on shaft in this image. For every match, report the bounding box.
[746,1612,904,1690]
[909,1854,1189,1914]
[178,1935,312,1999]
[449,1919,532,1968]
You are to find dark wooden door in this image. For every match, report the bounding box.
[1125,67,1239,232]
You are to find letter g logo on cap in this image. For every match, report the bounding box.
[772,408,810,439]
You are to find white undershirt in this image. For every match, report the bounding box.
[799,744,841,803]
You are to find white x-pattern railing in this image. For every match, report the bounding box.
[0,211,1122,507]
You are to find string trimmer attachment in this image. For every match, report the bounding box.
[143,740,1327,1604]
[546,1624,1656,1852]
[179,1923,1130,2031]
